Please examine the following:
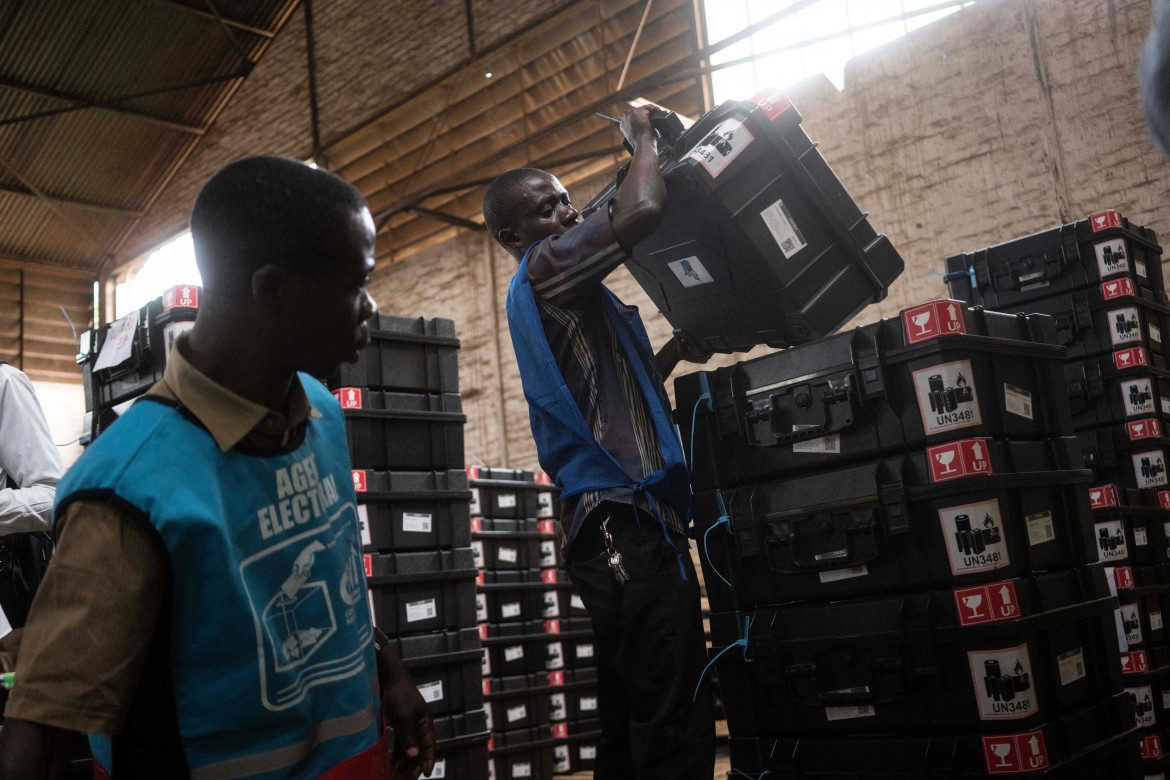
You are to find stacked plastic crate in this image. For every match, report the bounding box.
[947,211,1170,776]
[675,299,1138,777]
[330,314,487,779]
[469,468,601,778]
[77,284,199,444]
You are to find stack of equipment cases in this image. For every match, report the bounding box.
[947,211,1170,776]
[470,467,601,779]
[77,284,200,444]
[332,314,487,778]
[675,298,1138,777]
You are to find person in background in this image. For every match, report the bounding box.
[0,156,433,780]
[482,106,715,779]
[1142,0,1170,159]
[0,362,61,635]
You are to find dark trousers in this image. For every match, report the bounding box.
[565,502,715,780]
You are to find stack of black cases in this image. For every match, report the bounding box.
[77,284,200,444]
[948,212,1170,777]
[332,314,488,778]
[675,298,1138,777]
[468,467,601,778]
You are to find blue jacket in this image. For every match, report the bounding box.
[506,248,692,528]
[56,377,385,779]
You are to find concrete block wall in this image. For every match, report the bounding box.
[373,0,1170,471]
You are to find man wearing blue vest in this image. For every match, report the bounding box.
[0,157,434,779]
[483,106,714,779]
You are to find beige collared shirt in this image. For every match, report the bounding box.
[5,335,322,734]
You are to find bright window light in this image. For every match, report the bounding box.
[703,0,977,99]
[115,232,201,318]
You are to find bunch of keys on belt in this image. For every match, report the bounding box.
[601,514,630,585]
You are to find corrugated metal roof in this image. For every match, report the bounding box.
[0,0,299,275]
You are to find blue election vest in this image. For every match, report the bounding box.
[505,248,692,533]
[56,375,383,779]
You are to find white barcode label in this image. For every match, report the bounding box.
[497,493,517,509]
[506,704,527,723]
[512,762,532,778]
[402,512,432,533]
[1162,397,1170,415]
[357,504,372,546]
[1136,527,1149,546]
[825,704,874,721]
[792,424,841,454]
[1162,689,1170,710]
[405,598,436,623]
[1026,511,1055,546]
[428,759,447,778]
[819,565,868,583]
[498,546,518,563]
[1153,611,1164,632]
[1137,260,1149,279]
[580,746,597,760]
[571,594,585,610]
[576,643,595,658]
[1004,384,1034,420]
[501,602,522,619]
[1057,648,1086,686]
[1154,324,1164,344]
[504,645,524,662]
[418,680,444,703]
[761,198,808,258]
[581,695,598,711]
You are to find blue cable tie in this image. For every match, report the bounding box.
[692,615,752,703]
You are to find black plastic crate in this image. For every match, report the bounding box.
[467,467,539,519]
[546,618,596,672]
[727,691,1137,777]
[1089,484,1170,566]
[425,710,489,780]
[488,737,554,780]
[327,314,459,394]
[553,730,601,775]
[1114,584,1170,652]
[694,437,1096,611]
[365,549,477,635]
[477,582,546,625]
[712,569,1122,736]
[351,469,471,553]
[1078,421,1170,490]
[335,387,465,470]
[1067,354,1170,429]
[581,91,903,353]
[1122,649,1170,731]
[677,302,1068,491]
[85,286,199,412]
[484,688,553,734]
[392,628,482,719]
[481,621,553,678]
[996,280,1170,361]
[470,527,543,572]
[945,209,1164,310]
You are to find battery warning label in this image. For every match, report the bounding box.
[1095,238,1130,277]
[939,499,1009,575]
[1094,519,1128,562]
[685,118,753,178]
[1132,449,1168,488]
[968,645,1036,721]
[1108,306,1143,347]
[1121,377,1156,416]
[913,361,982,435]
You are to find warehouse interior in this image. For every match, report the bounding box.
[2,0,1170,776]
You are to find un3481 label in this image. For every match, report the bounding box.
[939,499,1009,575]
[968,645,1036,721]
[1121,378,1157,416]
[913,360,982,434]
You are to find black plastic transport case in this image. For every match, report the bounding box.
[334,387,465,470]
[364,548,477,635]
[351,469,471,552]
[710,569,1122,736]
[676,301,1068,492]
[725,692,1138,777]
[326,313,459,394]
[582,90,903,353]
[945,209,1164,311]
[694,437,1096,612]
[1066,353,1170,429]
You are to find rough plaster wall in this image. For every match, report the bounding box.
[371,0,1170,470]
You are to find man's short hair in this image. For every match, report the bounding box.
[190,156,368,293]
[482,168,548,243]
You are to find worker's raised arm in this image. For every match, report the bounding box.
[610,105,667,250]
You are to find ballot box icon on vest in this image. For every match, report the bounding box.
[243,502,371,710]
